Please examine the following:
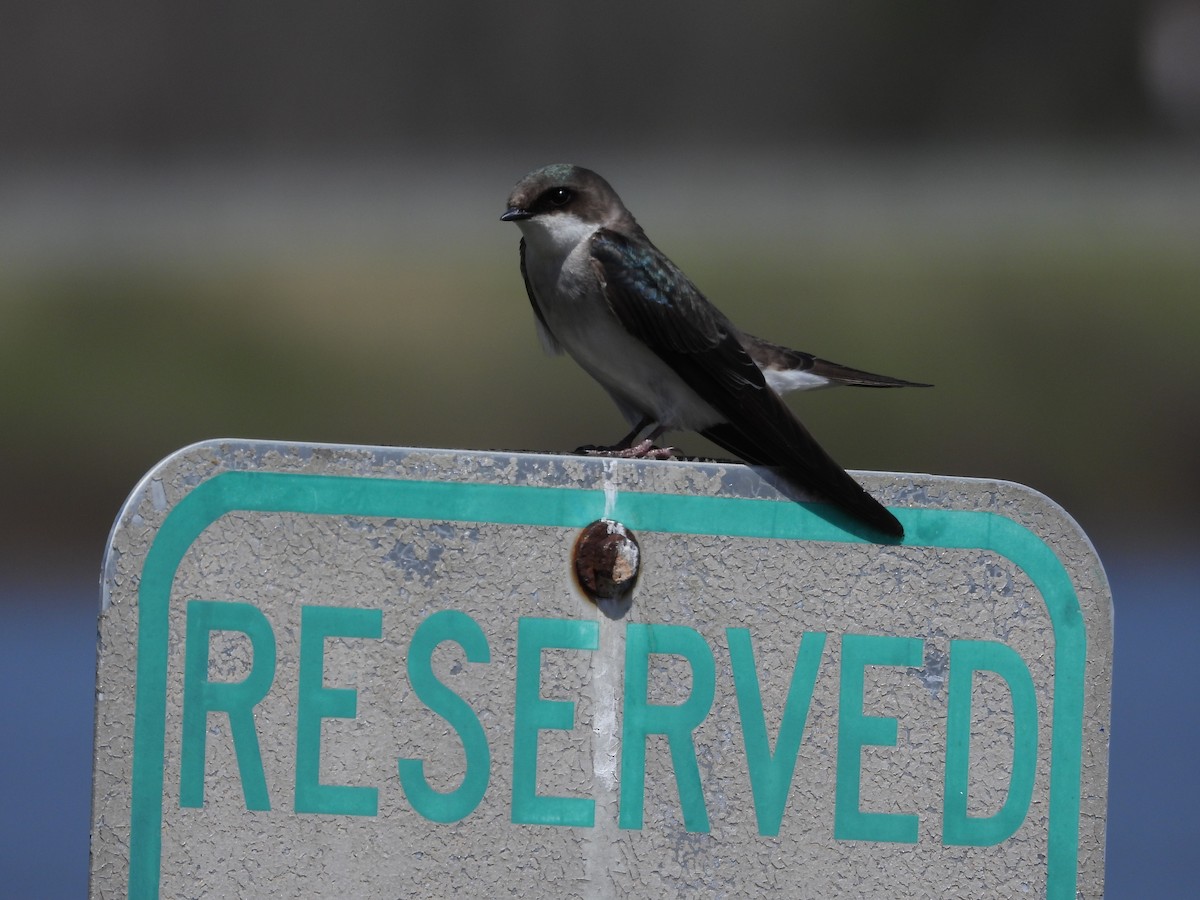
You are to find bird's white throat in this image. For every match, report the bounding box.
[517,212,601,264]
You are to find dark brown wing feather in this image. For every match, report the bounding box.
[739,333,932,388]
[589,229,903,538]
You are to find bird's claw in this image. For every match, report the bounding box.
[579,439,676,460]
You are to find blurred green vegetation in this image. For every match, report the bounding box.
[2,205,1197,566]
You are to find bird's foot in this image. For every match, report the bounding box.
[579,439,676,460]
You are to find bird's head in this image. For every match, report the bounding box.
[501,164,640,248]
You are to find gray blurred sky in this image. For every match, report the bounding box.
[2,1,1198,161]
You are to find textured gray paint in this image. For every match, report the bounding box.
[91,441,1111,898]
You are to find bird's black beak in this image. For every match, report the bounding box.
[500,207,532,222]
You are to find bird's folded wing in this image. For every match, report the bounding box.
[588,228,902,538]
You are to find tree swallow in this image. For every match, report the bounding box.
[501,164,928,540]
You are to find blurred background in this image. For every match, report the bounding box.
[2,2,1197,895]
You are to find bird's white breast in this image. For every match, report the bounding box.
[516,215,723,432]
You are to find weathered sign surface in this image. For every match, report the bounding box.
[91,441,1111,898]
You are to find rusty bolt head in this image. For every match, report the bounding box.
[572,519,640,606]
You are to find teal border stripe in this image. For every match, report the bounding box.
[126,470,1086,899]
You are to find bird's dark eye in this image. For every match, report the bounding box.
[547,187,573,207]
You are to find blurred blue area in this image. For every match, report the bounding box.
[0,555,1193,897]
[1103,555,1200,897]
[0,578,98,898]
